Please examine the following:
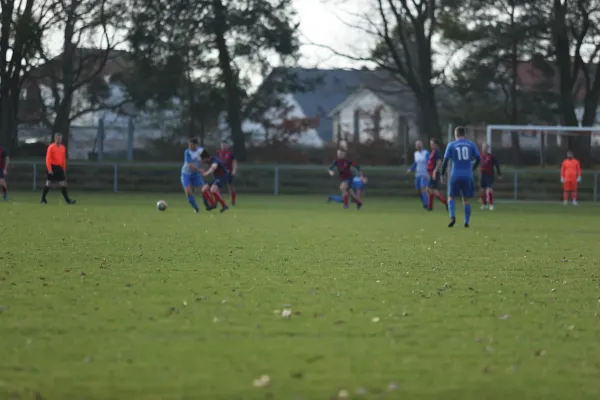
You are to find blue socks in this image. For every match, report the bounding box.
[464,204,471,225]
[448,199,456,218]
[419,192,428,208]
[187,195,199,211]
[329,195,357,204]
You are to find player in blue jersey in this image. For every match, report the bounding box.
[441,127,481,228]
[407,140,429,208]
[328,175,367,204]
[181,138,215,212]
[200,151,230,213]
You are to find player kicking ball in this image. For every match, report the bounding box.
[200,151,230,213]
[441,127,480,228]
[181,138,215,213]
[328,149,363,209]
[328,175,367,204]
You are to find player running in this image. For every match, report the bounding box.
[442,127,481,228]
[560,150,581,205]
[407,140,429,209]
[328,149,363,209]
[217,141,238,206]
[479,143,502,210]
[328,175,367,204]
[0,145,8,200]
[181,138,215,213]
[41,134,75,205]
[200,151,230,213]
[426,139,448,211]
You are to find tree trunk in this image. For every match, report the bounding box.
[211,0,246,160]
[51,8,77,158]
[415,86,442,142]
[509,2,522,163]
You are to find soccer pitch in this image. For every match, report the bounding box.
[1,193,599,400]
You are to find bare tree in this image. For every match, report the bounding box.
[316,0,445,141]
[0,0,56,150]
[32,0,129,153]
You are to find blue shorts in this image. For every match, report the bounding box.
[415,175,427,190]
[0,169,4,179]
[181,173,204,188]
[449,177,475,198]
[428,173,440,190]
[227,174,234,185]
[352,180,365,191]
[480,175,494,188]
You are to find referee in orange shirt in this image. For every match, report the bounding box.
[41,133,75,204]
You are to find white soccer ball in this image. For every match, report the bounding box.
[157,200,168,211]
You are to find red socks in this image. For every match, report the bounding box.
[436,193,447,206]
[481,192,487,205]
[231,190,236,205]
[428,193,434,209]
[202,191,214,205]
[1,186,6,194]
[212,191,227,207]
[572,191,577,201]
[488,192,494,205]
[563,191,569,201]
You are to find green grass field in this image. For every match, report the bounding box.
[1,193,599,400]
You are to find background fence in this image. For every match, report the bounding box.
[6,161,600,202]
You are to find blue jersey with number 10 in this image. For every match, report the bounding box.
[443,139,480,179]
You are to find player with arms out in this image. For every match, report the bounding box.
[0,145,9,200]
[407,140,429,209]
[328,175,367,204]
[328,149,363,209]
[41,134,75,205]
[560,150,581,205]
[426,139,448,211]
[181,138,215,213]
[441,127,480,228]
[479,143,502,210]
[217,141,238,206]
[200,151,230,213]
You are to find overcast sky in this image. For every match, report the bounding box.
[293,0,369,69]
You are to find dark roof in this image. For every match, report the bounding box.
[287,68,372,141]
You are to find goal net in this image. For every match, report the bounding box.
[484,125,600,167]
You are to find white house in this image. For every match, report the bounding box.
[219,93,325,148]
[328,86,419,145]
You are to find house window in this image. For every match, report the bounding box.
[353,109,360,142]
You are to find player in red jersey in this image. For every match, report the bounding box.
[0,145,8,200]
[479,143,502,210]
[426,139,448,211]
[328,149,363,209]
[217,141,238,205]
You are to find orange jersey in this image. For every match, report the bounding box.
[561,158,581,182]
[46,143,66,172]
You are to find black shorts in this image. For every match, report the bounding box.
[47,165,66,182]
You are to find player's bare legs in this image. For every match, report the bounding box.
[210,185,229,212]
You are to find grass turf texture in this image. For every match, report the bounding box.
[1,193,599,400]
